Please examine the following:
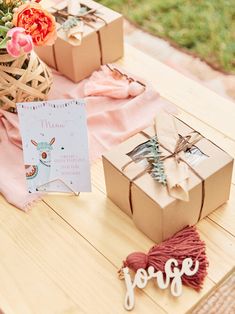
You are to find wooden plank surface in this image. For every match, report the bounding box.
[0,196,162,314]
[0,44,235,314]
[118,44,235,142]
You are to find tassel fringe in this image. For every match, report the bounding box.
[123,226,208,291]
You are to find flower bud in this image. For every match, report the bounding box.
[5,22,13,28]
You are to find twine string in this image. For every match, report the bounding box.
[53,5,107,66]
[122,126,205,220]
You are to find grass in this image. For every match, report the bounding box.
[97,0,235,74]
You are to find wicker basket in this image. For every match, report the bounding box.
[0,49,53,112]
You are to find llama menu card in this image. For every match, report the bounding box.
[17,99,91,194]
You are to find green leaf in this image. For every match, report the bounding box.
[0,25,8,36]
[0,36,7,49]
[146,136,167,186]
[128,135,167,186]
[60,17,79,31]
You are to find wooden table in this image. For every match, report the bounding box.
[1,44,235,314]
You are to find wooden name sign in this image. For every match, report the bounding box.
[122,258,199,311]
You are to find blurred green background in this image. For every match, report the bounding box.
[97,0,235,74]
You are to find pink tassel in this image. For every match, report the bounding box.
[84,66,145,99]
[123,226,208,291]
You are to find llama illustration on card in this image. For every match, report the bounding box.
[17,99,91,194]
[25,138,55,193]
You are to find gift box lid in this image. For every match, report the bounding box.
[103,117,233,208]
[55,0,123,46]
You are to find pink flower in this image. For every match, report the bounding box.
[6,27,33,57]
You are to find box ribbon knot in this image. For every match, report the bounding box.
[122,111,206,222]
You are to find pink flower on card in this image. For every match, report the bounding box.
[6,27,33,58]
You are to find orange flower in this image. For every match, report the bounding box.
[13,3,57,46]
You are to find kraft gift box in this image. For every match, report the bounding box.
[102,117,234,243]
[35,0,123,83]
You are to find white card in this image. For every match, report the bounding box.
[17,99,91,194]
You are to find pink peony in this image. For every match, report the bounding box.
[6,27,33,57]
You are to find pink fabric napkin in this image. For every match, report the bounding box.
[0,110,41,210]
[0,65,176,210]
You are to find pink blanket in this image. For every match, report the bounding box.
[1,65,176,210]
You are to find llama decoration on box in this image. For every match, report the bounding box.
[17,99,91,194]
[25,138,55,193]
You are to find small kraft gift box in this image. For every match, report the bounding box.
[35,0,123,83]
[102,111,234,243]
